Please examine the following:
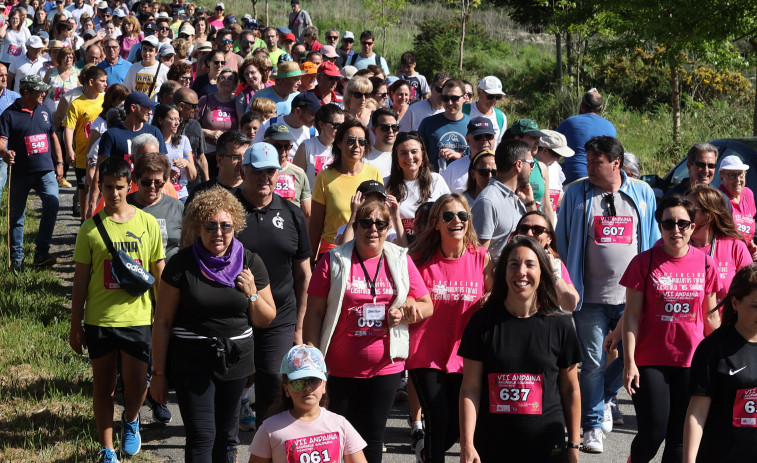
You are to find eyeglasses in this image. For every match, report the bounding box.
[289,377,323,392]
[220,154,243,162]
[179,100,198,107]
[434,86,444,94]
[357,218,390,230]
[522,158,535,169]
[361,41,373,46]
[326,35,338,40]
[346,136,367,147]
[441,211,469,222]
[693,161,716,169]
[378,123,399,133]
[140,178,165,188]
[212,60,226,66]
[220,38,233,44]
[353,91,370,99]
[517,224,548,236]
[660,219,692,231]
[105,45,119,49]
[273,143,293,152]
[475,168,497,176]
[486,94,503,101]
[724,172,746,181]
[440,94,462,103]
[203,221,235,234]
[373,92,388,99]
[179,76,193,82]
[473,133,494,142]
[324,121,341,129]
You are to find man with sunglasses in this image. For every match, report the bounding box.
[462,76,507,147]
[184,131,250,209]
[348,30,390,76]
[155,17,172,46]
[215,28,243,68]
[418,78,471,173]
[443,116,496,193]
[664,142,722,199]
[364,107,398,178]
[236,141,312,427]
[173,87,209,185]
[400,71,450,132]
[334,30,354,68]
[555,135,659,454]
[310,61,343,105]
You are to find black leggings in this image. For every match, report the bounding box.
[173,372,247,463]
[409,369,462,463]
[630,365,690,463]
[327,373,402,463]
[253,323,295,423]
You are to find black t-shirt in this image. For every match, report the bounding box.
[458,304,582,462]
[690,324,757,462]
[162,246,269,380]
[183,118,206,190]
[236,192,312,328]
[184,178,242,212]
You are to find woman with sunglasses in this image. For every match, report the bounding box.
[309,119,383,257]
[687,184,752,302]
[305,197,432,463]
[118,15,141,60]
[249,344,369,463]
[463,149,497,205]
[514,211,579,312]
[407,194,493,463]
[196,67,239,178]
[369,76,388,109]
[385,132,450,237]
[683,264,757,463]
[458,236,582,463]
[153,104,196,203]
[717,156,757,259]
[344,76,373,127]
[151,186,276,463]
[620,194,721,463]
[191,49,225,99]
[293,103,344,190]
[389,79,411,126]
[235,58,265,119]
[0,9,30,67]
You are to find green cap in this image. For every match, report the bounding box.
[19,74,51,93]
[510,118,543,137]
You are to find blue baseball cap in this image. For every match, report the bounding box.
[125,91,158,108]
[243,142,281,170]
[280,344,328,381]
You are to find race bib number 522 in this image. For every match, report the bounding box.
[488,373,543,414]
[285,432,341,463]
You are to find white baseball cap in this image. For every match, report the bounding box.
[478,76,505,96]
[26,36,45,49]
[719,155,749,172]
[538,130,574,158]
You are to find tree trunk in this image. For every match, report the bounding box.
[265,0,269,28]
[671,63,681,143]
[555,32,562,88]
[566,32,573,78]
[458,8,466,71]
[381,1,387,56]
[251,0,257,19]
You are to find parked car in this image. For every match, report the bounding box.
[642,137,757,195]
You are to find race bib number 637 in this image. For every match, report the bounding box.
[488,373,543,415]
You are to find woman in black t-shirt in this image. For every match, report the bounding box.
[151,186,276,463]
[684,263,757,462]
[458,236,582,463]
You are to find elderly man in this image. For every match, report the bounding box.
[556,88,617,184]
[8,36,49,93]
[664,142,721,197]
[98,38,131,85]
[250,61,304,116]
[0,63,20,190]
[0,75,63,269]
[173,87,209,183]
[442,116,497,193]
[462,76,507,146]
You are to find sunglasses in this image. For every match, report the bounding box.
[476,168,497,176]
[379,123,399,133]
[353,91,370,99]
[324,121,341,129]
[434,86,444,94]
[212,60,226,66]
[105,45,119,49]
[373,92,388,99]
[273,143,293,152]
[441,211,469,222]
[693,161,716,169]
[220,154,243,162]
[440,94,462,103]
[289,377,323,392]
[517,224,548,236]
[203,221,235,233]
[179,100,198,107]
[660,219,692,231]
[344,38,354,43]
[158,26,169,30]
[347,136,367,147]
[361,41,374,46]
[473,133,494,141]
[357,218,390,230]
[326,35,338,40]
[140,178,165,188]
[466,92,474,97]
[522,158,535,168]
[486,94,503,101]
[221,38,233,44]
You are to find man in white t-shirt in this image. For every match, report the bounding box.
[443,116,496,193]
[253,91,318,161]
[462,76,507,147]
[399,71,449,132]
[8,36,49,93]
[122,36,168,98]
[364,107,397,178]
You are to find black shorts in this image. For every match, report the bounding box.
[84,324,151,362]
[75,167,87,190]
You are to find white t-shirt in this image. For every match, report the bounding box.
[9,54,49,93]
[254,116,315,162]
[122,61,169,98]
[467,103,506,148]
[165,135,193,199]
[300,136,332,191]
[399,99,443,133]
[388,172,450,234]
[364,146,392,178]
[442,155,470,194]
[0,28,30,63]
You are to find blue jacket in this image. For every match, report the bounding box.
[555,171,660,312]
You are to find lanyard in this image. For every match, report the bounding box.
[355,249,384,303]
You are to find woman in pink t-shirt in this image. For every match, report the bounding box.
[304,199,432,463]
[717,155,757,258]
[620,195,721,462]
[407,193,494,463]
[687,184,752,302]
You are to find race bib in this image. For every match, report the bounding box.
[275,173,296,199]
[733,214,755,242]
[401,217,414,235]
[594,216,633,244]
[211,108,232,123]
[651,271,702,324]
[7,44,21,56]
[285,432,341,463]
[346,304,386,338]
[733,387,757,427]
[104,258,144,289]
[488,373,543,415]
[548,189,561,208]
[314,154,332,176]
[53,86,69,102]
[24,134,49,155]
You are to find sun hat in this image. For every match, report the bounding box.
[719,155,749,172]
[272,61,306,79]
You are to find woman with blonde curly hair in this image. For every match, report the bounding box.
[343,76,373,127]
[152,186,276,462]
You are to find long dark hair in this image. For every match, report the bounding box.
[714,263,757,326]
[515,210,559,256]
[486,236,561,316]
[386,131,433,204]
[329,119,369,173]
[152,104,182,148]
[686,184,745,243]
[264,375,329,419]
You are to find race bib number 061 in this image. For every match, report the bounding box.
[285,432,340,463]
[488,373,543,415]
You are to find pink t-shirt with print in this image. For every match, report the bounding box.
[697,236,752,301]
[720,185,757,242]
[620,245,719,367]
[308,251,429,378]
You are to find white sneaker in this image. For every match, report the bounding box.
[601,401,613,433]
[583,428,604,453]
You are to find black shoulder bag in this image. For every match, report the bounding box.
[93,213,156,296]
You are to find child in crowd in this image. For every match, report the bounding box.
[398,51,430,103]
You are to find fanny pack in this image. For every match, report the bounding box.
[93,213,155,296]
[172,326,252,375]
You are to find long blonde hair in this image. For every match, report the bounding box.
[409,194,479,267]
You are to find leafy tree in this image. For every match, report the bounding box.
[365,0,408,56]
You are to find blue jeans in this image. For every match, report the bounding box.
[0,158,7,190]
[9,170,59,264]
[573,302,625,430]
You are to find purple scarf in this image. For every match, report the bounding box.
[192,237,244,288]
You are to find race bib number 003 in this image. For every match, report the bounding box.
[488,373,543,415]
[284,432,340,463]
[733,387,757,427]
[594,216,633,244]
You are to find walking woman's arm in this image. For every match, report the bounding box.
[459,358,483,463]
[683,395,711,463]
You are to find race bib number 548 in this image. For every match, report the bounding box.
[488,373,543,415]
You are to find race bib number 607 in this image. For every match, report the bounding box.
[488,373,543,415]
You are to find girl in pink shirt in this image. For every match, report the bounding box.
[407,194,494,463]
[620,195,720,462]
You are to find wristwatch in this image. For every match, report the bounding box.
[248,292,259,302]
[55,161,64,165]
[566,442,580,450]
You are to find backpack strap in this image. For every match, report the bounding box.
[349,54,358,66]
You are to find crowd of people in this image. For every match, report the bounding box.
[0,0,755,462]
